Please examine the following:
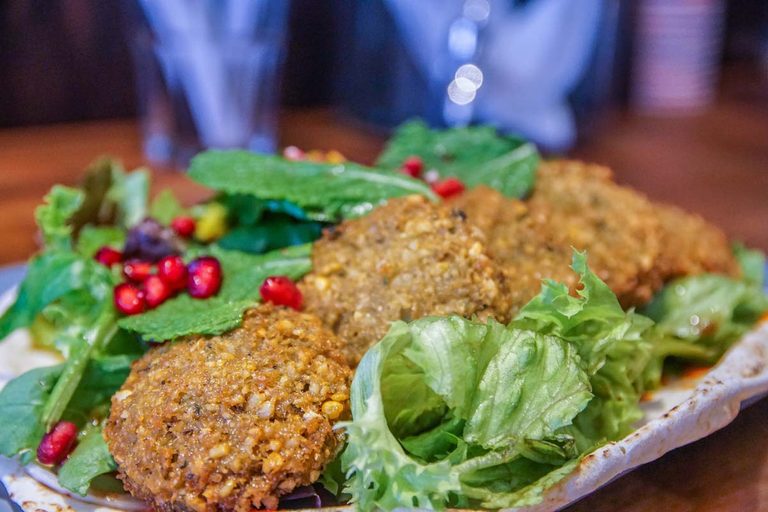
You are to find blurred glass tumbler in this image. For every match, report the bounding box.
[129,1,290,167]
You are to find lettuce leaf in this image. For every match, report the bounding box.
[642,273,768,363]
[341,317,591,510]
[376,120,540,198]
[58,425,117,496]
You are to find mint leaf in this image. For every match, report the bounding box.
[119,245,312,340]
[376,120,540,198]
[58,426,117,496]
[34,186,84,251]
[189,150,436,221]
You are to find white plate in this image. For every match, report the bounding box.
[1,287,768,512]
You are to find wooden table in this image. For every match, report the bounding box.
[0,108,766,511]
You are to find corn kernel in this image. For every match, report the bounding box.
[321,400,344,420]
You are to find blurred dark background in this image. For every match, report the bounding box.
[1,0,766,129]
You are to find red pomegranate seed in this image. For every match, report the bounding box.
[37,421,78,465]
[260,276,303,310]
[401,156,424,178]
[187,257,222,298]
[123,260,153,282]
[94,246,123,267]
[143,275,172,308]
[431,177,465,199]
[170,216,196,238]
[114,283,147,315]
[157,255,188,291]
[282,145,305,161]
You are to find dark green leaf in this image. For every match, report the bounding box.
[376,120,540,198]
[189,150,436,221]
[217,220,323,255]
[0,365,62,458]
[58,426,118,496]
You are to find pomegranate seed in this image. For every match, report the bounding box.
[170,216,196,238]
[187,257,222,298]
[123,260,153,282]
[37,421,78,465]
[94,246,123,267]
[282,145,305,161]
[401,156,424,178]
[114,283,147,315]
[143,275,172,308]
[157,255,188,291]
[260,276,303,310]
[431,177,466,199]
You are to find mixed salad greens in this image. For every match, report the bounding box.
[0,121,766,510]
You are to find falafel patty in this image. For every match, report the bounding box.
[451,186,576,315]
[299,195,511,365]
[105,304,352,512]
[528,160,664,307]
[652,202,738,281]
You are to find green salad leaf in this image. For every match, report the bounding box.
[58,425,118,496]
[376,120,540,198]
[513,251,656,448]
[341,317,591,510]
[149,188,185,225]
[642,273,768,363]
[188,150,436,221]
[35,186,84,251]
[733,243,765,288]
[217,220,323,255]
[0,365,61,462]
[118,245,312,341]
[75,226,125,258]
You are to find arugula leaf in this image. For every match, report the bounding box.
[119,245,312,341]
[0,252,114,341]
[75,226,125,258]
[149,189,185,225]
[341,317,591,510]
[34,186,84,251]
[376,120,540,198]
[189,150,436,221]
[58,426,117,496]
[0,365,62,461]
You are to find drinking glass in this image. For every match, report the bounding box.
[126,0,290,167]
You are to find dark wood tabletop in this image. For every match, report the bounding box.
[0,106,766,511]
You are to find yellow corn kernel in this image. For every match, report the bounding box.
[195,203,228,242]
[325,150,346,164]
[321,400,344,420]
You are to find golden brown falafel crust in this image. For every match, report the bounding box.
[652,202,738,280]
[299,195,512,365]
[451,186,576,315]
[104,305,352,512]
[527,160,665,307]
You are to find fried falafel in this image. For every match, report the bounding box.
[299,195,512,365]
[104,304,352,512]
